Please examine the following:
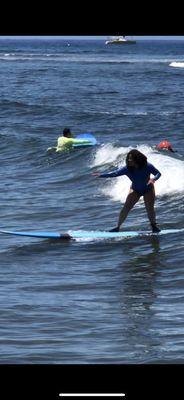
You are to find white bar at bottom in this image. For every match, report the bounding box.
[59,394,125,397]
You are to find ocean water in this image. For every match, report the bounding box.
[0,37,184,364]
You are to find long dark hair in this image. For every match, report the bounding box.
[126,149,147,169]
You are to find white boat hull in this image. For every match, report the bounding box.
[105,40,136,45]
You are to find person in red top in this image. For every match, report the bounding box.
[156,140,175,152]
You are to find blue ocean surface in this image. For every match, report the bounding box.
[0,37,184,364]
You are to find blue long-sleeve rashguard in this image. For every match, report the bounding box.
[100,162,161,196]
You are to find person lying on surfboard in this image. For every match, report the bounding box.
[56,128,92,152]
[47,128,91,152]
[93,149,161,233]
[57,127,92,152]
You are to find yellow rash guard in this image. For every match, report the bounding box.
[56,136,90,152]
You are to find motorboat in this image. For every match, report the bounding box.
[105,36,136,45]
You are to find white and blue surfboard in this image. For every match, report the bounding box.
[74,133,97,147]
[0,228,184,240]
